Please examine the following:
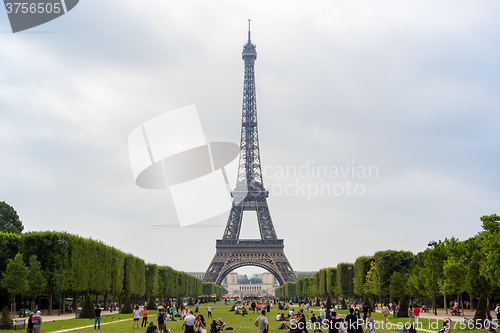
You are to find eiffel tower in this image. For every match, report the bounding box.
[203,21,296,286]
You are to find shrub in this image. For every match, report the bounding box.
[397,297,408,318]
[341,299,348,310]
[80,295,94,318]
[474,295,487,327]
[363,297,372,313]
[0,306,13,329]
[121,296,133,314]
[326,296,332,308]
[147,296,156,310]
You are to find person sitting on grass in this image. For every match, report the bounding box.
[217,318,226,330]
[311,313,317,326]
[276,313,282,321]
[438,319,451,333]
[279,317,289,330]
[316,315,323,328]
[211,319,220,333]
[146,321,158,333]
[391,323,411,333]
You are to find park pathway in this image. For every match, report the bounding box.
[48,318,129,332]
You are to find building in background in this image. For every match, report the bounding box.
[189,271,279,296]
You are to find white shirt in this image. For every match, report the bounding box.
[185,314,196,326]
[255,315,268,333]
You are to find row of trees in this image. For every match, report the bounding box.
[276,214,500,319]
[0,231,222,314]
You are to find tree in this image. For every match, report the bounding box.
[466,250,491,309]
[364,261,377,296]
[27,255,46,311]
[389,271,407,298]
[373,250,415,299]
[318,269,328,298]
[336,263,354,298]
[407,266,428,297]
[440,238,467,303]
[1,253,28,312]
[0,201,24,234]
[326,268,337,297]
[354,256,373,297]
[477,215,500,288]
[249,277,263,284]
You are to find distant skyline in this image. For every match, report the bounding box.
[1,0,499,276]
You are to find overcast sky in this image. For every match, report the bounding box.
[1,0,499,277]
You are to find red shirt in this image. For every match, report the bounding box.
[414,307,420,316]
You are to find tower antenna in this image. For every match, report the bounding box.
[248,19,251,42]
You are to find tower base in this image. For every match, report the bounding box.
[203,239,296,285]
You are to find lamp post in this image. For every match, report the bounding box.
[428,241,437,316]
[347,266,353,309]
[376,259,383,306]
[57,239,68,316]
[113,259,119,310]
[178,275,182,305]
[145,266,149,306]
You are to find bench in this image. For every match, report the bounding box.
[422,308,430,313]
[18,309,29,318]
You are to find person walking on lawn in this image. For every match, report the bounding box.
[413,305,420,325]
[254,310,269,333]
[32,311,42,333]
[381,304,390,324]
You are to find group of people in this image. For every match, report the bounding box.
[269,304,385,333]
[26,311,42,333]
[229,300,273,316]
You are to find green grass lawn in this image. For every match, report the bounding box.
[0,303,488,333]
[0,311,156,333]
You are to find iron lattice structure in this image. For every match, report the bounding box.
[203,22,296,286]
